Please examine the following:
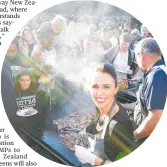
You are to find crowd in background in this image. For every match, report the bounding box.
[6,13,154,88]
[4,13,158,121]
[3,12,157,132]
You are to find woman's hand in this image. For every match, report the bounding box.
[75,145,97,166]
[75,145,112,166]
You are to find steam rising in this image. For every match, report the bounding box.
[25,1,133,98]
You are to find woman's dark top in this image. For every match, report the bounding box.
[86,103,137,161]
[14,89,50,137]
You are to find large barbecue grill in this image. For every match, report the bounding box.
[18,85,137,166]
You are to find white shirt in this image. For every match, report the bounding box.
[113,51,129,67]
[113,51,129,81]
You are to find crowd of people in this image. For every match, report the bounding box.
[2,13,167,166]
[5,14,153,88]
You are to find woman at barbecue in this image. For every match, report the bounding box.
[75,63,138,166]
[13,69,50,139]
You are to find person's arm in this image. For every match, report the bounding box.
[134,109,163,139]
[75,145,112,166]
[20,44,29,57]
[134,71,167,139]
[103,45,118,57]
[102,45,119,64]
[31,44,43,63]
[103,46,114,55]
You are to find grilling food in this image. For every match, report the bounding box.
[53,112,96,151]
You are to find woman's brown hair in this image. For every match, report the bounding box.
[14,69,38,93]
[21,27,36,44]
[95,63,118,87]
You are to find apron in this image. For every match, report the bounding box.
[86,100,116,159]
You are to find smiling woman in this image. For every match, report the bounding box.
[75,63,138,166]
[90,64,118,114]
[18,75,31,91]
